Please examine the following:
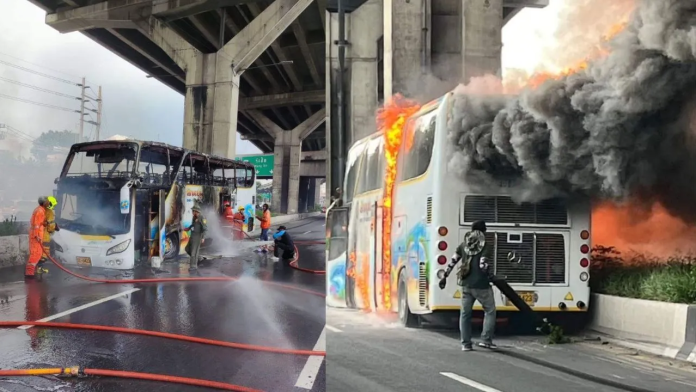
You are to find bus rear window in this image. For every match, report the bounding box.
[462,195,568,225]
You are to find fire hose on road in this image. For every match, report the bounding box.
[8,240,327,391]
[0,367,261,392]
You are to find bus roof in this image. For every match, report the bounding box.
[69,139,255,169]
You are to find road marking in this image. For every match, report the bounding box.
[303,231,312,235]
[440,372,502,392]
[295,326,326,389]
[326,324,343,332]
[18,288,140,330]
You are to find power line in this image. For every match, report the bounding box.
[0,59,80,86]
[0,92,79,113]
[0,51,82,79]
[0,76,81,100]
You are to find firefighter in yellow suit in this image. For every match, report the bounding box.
[39,196,59,272]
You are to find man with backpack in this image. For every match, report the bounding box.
[438,220,497,351]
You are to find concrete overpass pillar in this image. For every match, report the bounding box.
[181,0,315,156]
[248,108,326,214]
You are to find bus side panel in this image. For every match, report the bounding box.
[392,180,434,314]
[326,251,348,308]
[353,193,380,310]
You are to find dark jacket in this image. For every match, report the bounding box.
[274,231,295,259]
[454,242,492,290]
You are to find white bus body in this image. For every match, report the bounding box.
[326,92,592,325]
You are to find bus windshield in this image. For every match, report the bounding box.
[64,143,138,179]
[56,189,130,235]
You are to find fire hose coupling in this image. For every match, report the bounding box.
[57,366,84,377]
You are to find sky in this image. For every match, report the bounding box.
[0,0,564,156]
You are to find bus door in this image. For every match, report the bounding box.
[326,206,351,307]
[373,201,383,310]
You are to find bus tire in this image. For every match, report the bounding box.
[398,274,420,328]
[164,233,180,260]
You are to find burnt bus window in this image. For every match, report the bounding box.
[245,168,255,187]
[138,148,171,186]
[66,147,136,178]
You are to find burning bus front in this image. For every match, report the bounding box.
[51,178,136,270]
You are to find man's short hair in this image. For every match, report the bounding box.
[263,203,269,209]
[471,220,487,233]
[278,225,287,231]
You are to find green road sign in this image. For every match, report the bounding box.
[236,154,274,177]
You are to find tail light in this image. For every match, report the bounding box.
[580,244,589,254]
[438,227,448,236]
[438,241,447,251]
[580,230,589,240]
[580,258,589,268]
[437,255,447,265]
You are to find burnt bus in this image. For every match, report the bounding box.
[51,139,256,270]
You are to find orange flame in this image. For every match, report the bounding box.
[378,94,421,311]
[593,201,696,259]
[523,18,629,89]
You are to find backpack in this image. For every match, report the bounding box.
[457,230,486,286]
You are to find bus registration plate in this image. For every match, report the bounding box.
[506,291,536,307]
[76,257,92,266]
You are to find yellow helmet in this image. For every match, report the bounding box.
[47,196,57,210]
[238,206,245,211]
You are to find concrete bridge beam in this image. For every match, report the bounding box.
[182,0,314,157]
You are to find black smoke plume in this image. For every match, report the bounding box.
[447,0,696,221]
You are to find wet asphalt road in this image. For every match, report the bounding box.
[326,308,696,392]
[0,216,326,392]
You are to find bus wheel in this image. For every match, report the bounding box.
[398,274,420,328]
[164,233,180,260]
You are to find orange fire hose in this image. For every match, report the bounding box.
[0,321,325,356]
[0,367,261,391]
[40,248,324,298]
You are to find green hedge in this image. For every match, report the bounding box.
[591,246,696,304]
[0,216,23,237]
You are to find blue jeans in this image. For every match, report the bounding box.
[260,229,269,241]
[460,286,496,347]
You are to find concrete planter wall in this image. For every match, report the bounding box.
[590,293,696,362]
[0,234,29,269]
[0,213,322,270]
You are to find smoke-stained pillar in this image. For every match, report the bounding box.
[254,108,325,214]
[183,53,241,157]
[272,130,302,214]
[299,177,312,213]
[307,178,317,210]
[327,0,384,199]
[314,178,322,207]
[462,0,503,81]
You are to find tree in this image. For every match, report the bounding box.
[32,130,79,161]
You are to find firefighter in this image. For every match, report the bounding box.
[254,203,272,253]
[223,202,234,222]
[184,205,207,272]
[39,196,60,274]
[232,206,246,240]
[25,197,49,279]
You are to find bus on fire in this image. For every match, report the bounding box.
[325,92,592,327]
[51,139,256,270]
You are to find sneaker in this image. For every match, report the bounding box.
[462,345,473,351]
[477,342,497,350]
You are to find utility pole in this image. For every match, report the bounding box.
[78,77,86,143]
[95,86,102,141]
